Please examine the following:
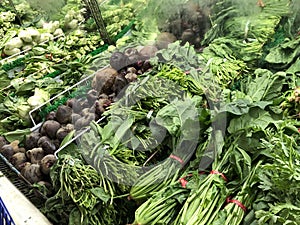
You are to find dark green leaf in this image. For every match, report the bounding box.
[228,108,274,134]
[90,187,110,203]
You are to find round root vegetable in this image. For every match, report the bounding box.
[40,120,61,139]
[81,107,92,117]
[45,111,56,120]
[21,162,43,183]
[8,140,21,154]
[66,98,78,109]
[56,124,74,141]
[86,89,98,105]
[155,32,177,49]
[0,136,8,149]
[71,113,81,123]
[40,154,57,175]
[0,145,14,160]
[26,147,45,164]
[74,113,95,130]
[67,98,87,114]
[125,73,138,82]
[139,45,158,59]
[112,74,128,95]
[38,136,57,155]
[10,152,27,170]
[95,98,111,115]
[92,68,118,95]
[56,105,72,124]
[25,132,41,150]
[110,52,130,71]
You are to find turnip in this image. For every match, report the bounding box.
[38,136,57,155]
[0,145,14,160]
[10,152,27,170]
[56,124,74,141]
[21,162,43,183]
[26,147,45,164]
[24,132,41,150]
[0,136,7,149]
[40,154,56,175]
[56,105,72,124]
[92,68,118,94]
[40,120,61,139]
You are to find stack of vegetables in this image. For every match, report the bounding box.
[0,0,300,224]
[0,0,142,137]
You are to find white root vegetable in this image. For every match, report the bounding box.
[3,47,21,56]
[53,28,64,37]
[43,21,60,34]
[18,30,33,43]
[4,37,23,50]
[39,33,54,43]
[26,27,41,42]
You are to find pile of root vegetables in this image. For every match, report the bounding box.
[0,44,157,188]
[0,0,300,225]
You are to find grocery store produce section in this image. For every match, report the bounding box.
[0,0,300,224]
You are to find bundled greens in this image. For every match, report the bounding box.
[1,0,300,224]
[44,147,132,225]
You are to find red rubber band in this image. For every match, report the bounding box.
[179,172,206,188]
[210,170,228,182]
[185,67,202,74]
[226,197,247,212]
[179,178,188,188]
[169,154,184,165]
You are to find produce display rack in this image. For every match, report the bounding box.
[1,19,134,81]
[29,66,109,156]
[0,18,134,214]
[0,153,47,209]
[28,19,134,127]
[29,68,99,128]
[0,33,65,68]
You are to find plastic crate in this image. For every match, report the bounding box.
[0,197,16,225]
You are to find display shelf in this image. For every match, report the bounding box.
[0,171,52,225]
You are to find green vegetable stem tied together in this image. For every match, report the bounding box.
[129,160,182,201]
[132,180,189,225]
[211,162,261,225]
[173,142,232,225]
